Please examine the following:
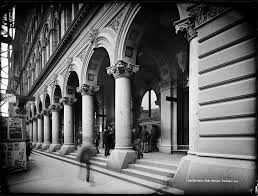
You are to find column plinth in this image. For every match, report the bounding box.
[106,60,139,172]
[59,97,77,155]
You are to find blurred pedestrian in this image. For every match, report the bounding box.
[77,146,97,182]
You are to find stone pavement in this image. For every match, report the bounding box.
[7,152,157,194]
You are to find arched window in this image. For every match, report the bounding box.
[141,90,159,117]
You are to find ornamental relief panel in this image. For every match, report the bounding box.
[106,10,125,33]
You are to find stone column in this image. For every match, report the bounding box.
[25,121,29,139]
[49,105,62,152]
[159,80,177,153]
[78,84,100,147]
[76,84,100,159]
[59,97,77,155]
[35,113,44,149]
[106,60,139,172]
[32,116,38,148]
[29,119,33,142]
[41,110,51,150]
[188,35,199,155]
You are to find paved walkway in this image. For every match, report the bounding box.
[7,153,156,194]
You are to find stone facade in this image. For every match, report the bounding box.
[10,2,256,194]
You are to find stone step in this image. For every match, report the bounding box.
[121,168,171,186]
[128,163,176,178]
[136,159,178,170]
[90,160,106,168]
[91,156,108,163]
[69,152,77,156]
[32,149,183,194]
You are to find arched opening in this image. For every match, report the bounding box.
[86,47,114,149]
[39,101,42,113]
[124,4,189,153]
[66,71,81,147]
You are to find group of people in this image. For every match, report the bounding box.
[132,125,158,159]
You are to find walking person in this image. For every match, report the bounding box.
[77,146,97,183]
[132,128,143,159]
[25,138,31,161]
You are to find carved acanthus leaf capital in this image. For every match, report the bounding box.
[106,60,140,79]
[36,113,43,119]
[89,29,98,49]
[49,104,62,112]
[60,97,77,105]
[77,84,100,96]
[42,110,51,116]
[174,17,197,42]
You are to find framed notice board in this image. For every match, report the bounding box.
[8,117,24,140]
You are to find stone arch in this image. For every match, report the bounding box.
[63,58,82,96]
[51,84,62,105]
[83,47,110,86]
[82,28,115,85]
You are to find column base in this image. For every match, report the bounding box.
[48,144,61,152]
[35,143,42,149]
[159,144,172,153]
[106,149,137,172]
[41,143,50,151]
[171,154,255,194]
[32,142,36,148]
[59,145,75,155]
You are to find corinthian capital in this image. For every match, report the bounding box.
[49,104,62,112]
[106,60,140,79]
[77,84,100,96]
[42,110,51,116]
[174,17,197,42]
[60,97,77,105]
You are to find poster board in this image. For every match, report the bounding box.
[8,117,24,140]
[1,142,27,171]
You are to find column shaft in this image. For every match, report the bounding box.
[82,94,94,146]
[115,77,132,149]
[188,36,199,154]
[63,104,74,145]
[29,122,33,141]
[52,111,60,144]
[33,119,38,143]
[43,114,51,144]
[172,87,177,151]
[38,117,43,143]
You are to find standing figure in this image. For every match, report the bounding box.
[95,132,100,153]
[103,127,111,156]
[25,138,31,161]
[141,125,149,153]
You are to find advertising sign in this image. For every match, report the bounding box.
[8,117,24,140]
[1,142,27,170]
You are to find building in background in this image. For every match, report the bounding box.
[7,2,257,194]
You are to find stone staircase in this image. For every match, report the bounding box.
[33,149,183,194]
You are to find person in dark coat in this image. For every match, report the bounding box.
[77,146,97,182]
[141,125,149,153]
[25,138,31,161]
[103,127,111,156]
[95,132,100,153]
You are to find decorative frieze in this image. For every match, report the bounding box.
[76,84,100,96]
[107,11,124,32]
[60,97,77,105]
[189,4,230,28]
[106,60,140,79]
